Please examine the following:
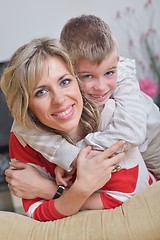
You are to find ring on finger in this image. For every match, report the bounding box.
[112,163,121,172]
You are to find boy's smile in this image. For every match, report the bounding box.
[77,51,119,106]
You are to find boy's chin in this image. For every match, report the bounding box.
[95,98,110,107]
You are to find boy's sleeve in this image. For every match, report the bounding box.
[12,121,81,171]
[78,57,148,151]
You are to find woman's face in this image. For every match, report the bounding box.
[29,56,83,138]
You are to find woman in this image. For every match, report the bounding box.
[1,37,125,221]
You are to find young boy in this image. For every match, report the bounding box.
[59,14,160,179]
[11,15,159,209]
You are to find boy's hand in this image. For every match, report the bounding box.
[54,166,74,187]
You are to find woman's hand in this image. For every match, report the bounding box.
[54,140,126,216]
[75,140,125,195]
[5,161,57,200]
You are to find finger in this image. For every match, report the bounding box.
[55,172,68,186]
[5,168,19,179]
[79,146,92,157]
[106,152,125,166]
[5,168,10,176]
[9,161,27,170]
[6,175,17,187]
[62,176,73,185]
[55,175,66,186]
[103,140,125,158]
[5,176,11,183]
[8,183,17,192]
[112,163,121,173]
[5,168,14,177]
[7,183,11,190]
[10,189,25,199]
[56,178,68,187]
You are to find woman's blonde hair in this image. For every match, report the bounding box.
[1,37,100,143]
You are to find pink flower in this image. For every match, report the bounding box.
[139,77,159,97]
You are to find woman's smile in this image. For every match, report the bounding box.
[51,104,75,119]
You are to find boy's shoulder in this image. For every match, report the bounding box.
[117,56,136,82]
[118,56,136,70]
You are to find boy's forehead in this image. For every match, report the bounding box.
[77,48,118,63]
[77,52,119,70]
[76,59,96,72]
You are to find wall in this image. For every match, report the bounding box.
[0,0,159,61]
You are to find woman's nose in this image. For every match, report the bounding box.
[51,92,65,105]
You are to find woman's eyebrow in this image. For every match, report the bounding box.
[34,73,72,90]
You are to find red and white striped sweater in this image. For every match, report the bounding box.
[10,131,156,222]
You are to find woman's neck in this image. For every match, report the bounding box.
[68,124,84,143]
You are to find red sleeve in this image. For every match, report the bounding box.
[22,198,67,221]
[10,132,44,166]
[99,167,139,209]
[33,199,66,221]
[100,192,123,209]
[10,132,66,221]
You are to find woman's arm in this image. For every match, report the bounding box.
[6,140,125,220]
[6,162,56,200]
[36,144,125,220]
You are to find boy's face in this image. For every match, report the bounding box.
[77,51,119,106]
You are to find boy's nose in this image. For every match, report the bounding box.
[94,78,107,91]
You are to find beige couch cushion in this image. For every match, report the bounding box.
[0,181,160,240]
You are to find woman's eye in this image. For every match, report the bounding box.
[35,89,48,97]
[60,78,71,86]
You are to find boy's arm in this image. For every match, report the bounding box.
[79,57,147,151]
[12,121,81,171]
[112,57,147,145]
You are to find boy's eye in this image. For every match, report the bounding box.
[60,78,71,86]
[79,75,92,80]
[35,88,49,97]
[105,71,114,77]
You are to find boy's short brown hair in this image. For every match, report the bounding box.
[60,14,118,66]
